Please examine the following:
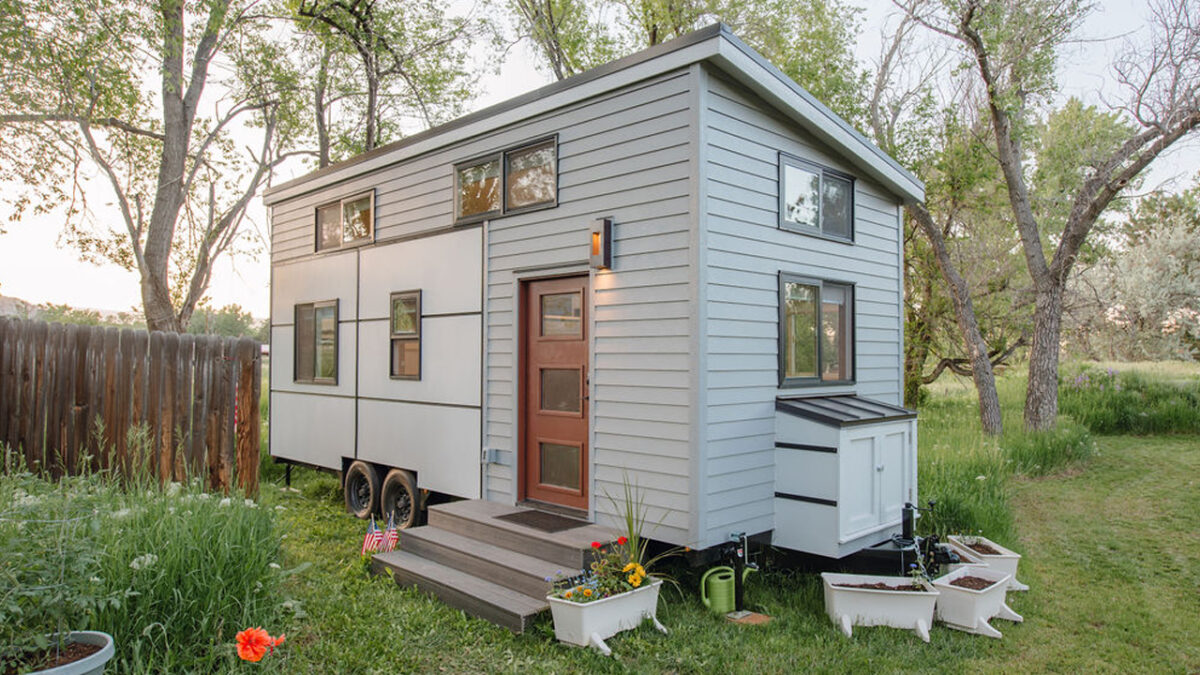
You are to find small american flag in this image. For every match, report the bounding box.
[361,516,382,555]
[381,514,399,552]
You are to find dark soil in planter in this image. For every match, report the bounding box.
[5,641,103,675]
[948,575,998,591]
[965,541,1003,556]
[834,582,927,592]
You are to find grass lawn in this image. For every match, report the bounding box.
[250,428,1200,674]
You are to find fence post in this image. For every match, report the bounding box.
[235,338,261,497]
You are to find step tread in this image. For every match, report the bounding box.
[374,549,549,619]
[403,526,573,579]
[429,500,617,552]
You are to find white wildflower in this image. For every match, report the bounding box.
[244,498,257,508]
[269,563,282,570]
[129,553,159,571]
[113,508,132,519]
[274,505,286,511]
[197,493,211,500]
[89,576,102,584]
[168,507,176,514]
[166,482,182,497]
[975,475,987,481]
[219,497,232,507]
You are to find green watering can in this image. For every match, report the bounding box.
[700,565,756,614]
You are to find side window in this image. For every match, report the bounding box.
[454,136,557,224]
[295,300,338,384]
[315,190,374,252]
[779,274,854,387]
[389,291,421,380]
[779,153,854,241]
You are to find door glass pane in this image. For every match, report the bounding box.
[541,369,581,413]
[821,285,850,381]
[391,293,419,335]
[342,194,372,243]
[539,442,580,490]
[506,141,556,209]
[784,282,818,378]
[822,174,852,238]
[295,304,315,381]
[541,292,581,336]
[391,338,419,378]
[316,203,341,251]
[783,163,821,229]
[457,158,501,218]
[315,304,337,380]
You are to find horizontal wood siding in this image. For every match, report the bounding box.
[700,67,904,548]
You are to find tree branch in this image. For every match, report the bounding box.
[0,113,165,141]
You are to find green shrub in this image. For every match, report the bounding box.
[0,447,284,673]
[1061,366,1200,435]
[1001,419,1095,476]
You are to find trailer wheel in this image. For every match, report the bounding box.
[380,469,420,529]
[344,461,379,519]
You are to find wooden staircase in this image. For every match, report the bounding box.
[372,500,616,632]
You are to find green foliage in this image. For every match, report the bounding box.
[0,445,285,672]
[1061,365,1200,434]
[33,303,146,330]
[187,301,266,341]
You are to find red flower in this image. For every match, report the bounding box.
[236,627,285,662]
[591,541,601,549]
[617,536,628,545]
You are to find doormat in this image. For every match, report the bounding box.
[495,510,589,533]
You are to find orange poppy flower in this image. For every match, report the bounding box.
[236,627,286,662]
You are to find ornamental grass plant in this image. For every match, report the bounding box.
[0,428,287,673]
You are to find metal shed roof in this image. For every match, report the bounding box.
[776,395,917,428]
[263,23,924,207]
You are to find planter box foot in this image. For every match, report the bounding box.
[652,617,668,634]
[915,619,931,643]
[996,602,1023,623]
[588,633,612,657]
[839,614,853,638]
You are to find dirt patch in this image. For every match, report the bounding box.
[6,641,103,674]
[948,575,999,591]
[965,541,1003,556]
[835,581,924,591]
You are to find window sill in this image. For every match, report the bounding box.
[779,378,856,389]
[294,378,339,386]
[777,222,855,245]
[315,235,376,254]
[454,199,556,227]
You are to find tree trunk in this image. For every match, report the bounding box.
[1024,284,1064,430]
[903,275,933,407]
[907,204,1004,434]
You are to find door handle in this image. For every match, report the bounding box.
[875,464,885,472]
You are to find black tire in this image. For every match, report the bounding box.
[380,469,420,529]
[344,461,380,519]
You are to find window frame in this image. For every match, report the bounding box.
[294,299,339,385]
[454,135,558,226]
[777,153,855,243]
[388,290,422,381]
[777,272,856,388]
[314,189,376,253]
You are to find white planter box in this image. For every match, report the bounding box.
[947,535,1029,591]
[821,572,939,643]
[932,566,1023,639]
[546,579,667,656]
[946,543,988,573]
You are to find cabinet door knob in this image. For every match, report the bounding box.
[875,464,885,472]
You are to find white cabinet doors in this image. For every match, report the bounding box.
[837,422,914,541]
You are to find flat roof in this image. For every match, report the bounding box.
[263,23,924,206]
[776,395,917,428]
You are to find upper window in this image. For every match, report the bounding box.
[455,137,557,223]
[316,191,374,252]
[295,300,338,384]
[390,291,421,380]
[779,154,854,241]
[779,274,854,387]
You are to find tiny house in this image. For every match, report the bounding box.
[264,24,923,570]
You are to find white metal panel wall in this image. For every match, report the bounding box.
[269,324,358,398]
[270,251,358,321]
[700,66,906,548]
[356,399,481,498]
[270,392,354,470]
[357,317,481,406]
[358,228,482,318]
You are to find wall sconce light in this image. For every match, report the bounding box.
[590,217,612,270]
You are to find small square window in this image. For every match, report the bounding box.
[316,191,374,252]
[456,158,501,220]
[779,154,854,241]
[780,274,854,387]
[506,140,556,210]
[389,291,421,379]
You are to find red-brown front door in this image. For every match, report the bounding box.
[521,276,589,510]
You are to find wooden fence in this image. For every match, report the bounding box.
[0,317,261,495]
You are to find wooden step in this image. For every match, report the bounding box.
[400,526,563,598]
[428,500,617,569]
[372,549,548,633]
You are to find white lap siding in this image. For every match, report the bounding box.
[699,67,905,548]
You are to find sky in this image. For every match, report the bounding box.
[0,0,1195,319]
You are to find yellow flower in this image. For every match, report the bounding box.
[583,588,593,597]
[628,573,643,587]
[623,562,636,573]
[564,590,572,599]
